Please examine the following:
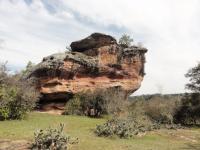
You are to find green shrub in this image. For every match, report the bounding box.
[95,116,157,138]
[0,82,39,120]
[101,88,128,116]
[129,95,181,125]
[31,124,78,150]
[0,85,17,120]
[95,95,183,139]
[63,94,83,115]
[63,88,127,117]
[95,117,133,138]
[173,62,200,125]
[0,105,10,120]
[95,96,182,139]
[63,91,104,117]
[128,100,154,128]
[174,93,200,125]
[144,97,180,124]
[0,63,40,120]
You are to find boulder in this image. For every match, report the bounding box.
[70,33,117,52]
[28,33,147,110]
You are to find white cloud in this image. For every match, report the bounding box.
[0,0,200,94]
[0,0,94,69]
[63,0,200,94]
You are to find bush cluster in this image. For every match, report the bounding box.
[63,88,128,117]
[0,63,39,120]
[173,62,200,125]
[174,93,200,125]
[63,91,104,117]
[131,93,200,126]
[129,95,181,125]
[95,117,158,138]
[95,117,134,138]
[144,97,180,124]
[63,93,84,116]
[31,124,78,150]
[0,82,39,120]
[95,95,183,138]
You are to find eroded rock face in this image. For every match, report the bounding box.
[29,33,147,110]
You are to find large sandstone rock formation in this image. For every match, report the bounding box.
[29,33,147,110]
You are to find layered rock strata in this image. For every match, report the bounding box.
[29,33,147,110]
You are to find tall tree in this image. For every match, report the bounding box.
[174,62,200,125]
[185,62,200,93]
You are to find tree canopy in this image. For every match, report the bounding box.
[185,62,200,93]
[118,34,133,47]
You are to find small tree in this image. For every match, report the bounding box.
[118,34,133,47]
[0,63,40,120]
[0,62,8,84]
[21,61,35,76]
[175,62,200,125]
[185,62,200,93]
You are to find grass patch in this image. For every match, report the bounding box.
[0,112,199,150]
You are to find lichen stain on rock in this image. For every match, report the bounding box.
[28,33,147,110]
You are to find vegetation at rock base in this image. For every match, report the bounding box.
[0,63,40,120]
[31,123,78,150]
[63,93,84,116]
[63,88,128,117]
[63,91,106,117]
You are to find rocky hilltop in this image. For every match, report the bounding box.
[29,33,147,110]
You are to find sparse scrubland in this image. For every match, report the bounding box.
[94,94,183,139]
[0,113,200,150]
[1,60,200,149]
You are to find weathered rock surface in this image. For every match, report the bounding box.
[70,33,117,52]
[29,33,147,110]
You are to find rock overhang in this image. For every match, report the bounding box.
[28,33,147,110]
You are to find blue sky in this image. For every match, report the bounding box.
[0,0,200,95]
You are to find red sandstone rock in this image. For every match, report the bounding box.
[29,33,147,109]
